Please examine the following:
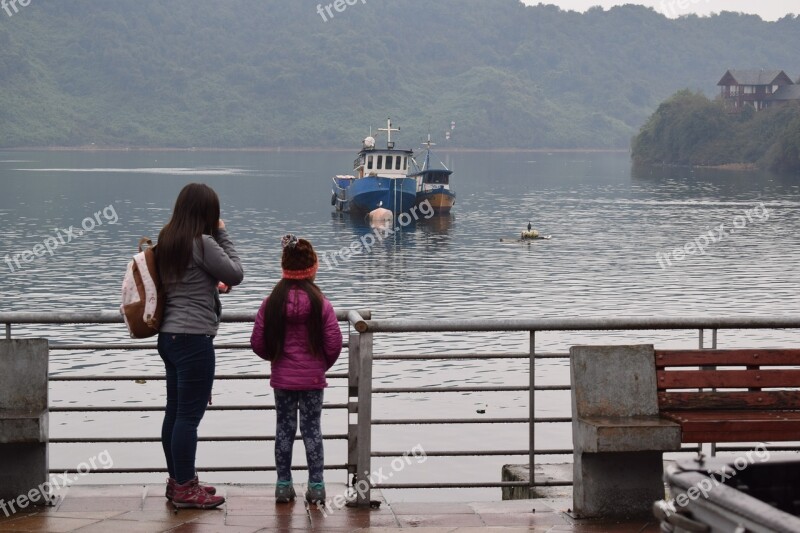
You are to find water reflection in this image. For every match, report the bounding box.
[3,151,800,499]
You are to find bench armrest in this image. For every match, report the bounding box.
[576,416,681,453]
[0,411,48,444]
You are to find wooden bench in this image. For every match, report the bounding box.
[656,349,800,444]
[570,345,800,519]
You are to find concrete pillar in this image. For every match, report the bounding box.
[0,339,49,504]
[570,345,680,518]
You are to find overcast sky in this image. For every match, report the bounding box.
[520,1,798,21]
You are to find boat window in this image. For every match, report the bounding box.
[385,156,393,170]
[425,172,448,184]
[367,156,373,170]
[377,155,383,169]
[395,156,402,170]
[403,157,408,170]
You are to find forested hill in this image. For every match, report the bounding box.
[1,1,799,149]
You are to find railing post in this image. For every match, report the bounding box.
[347,331,360,482]
[355,330,373,506]
[4,323,9,340]
[710,329,718,457]
[529,330,535,497]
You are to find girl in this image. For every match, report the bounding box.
[250,234,342,504]
[157,183,244,509]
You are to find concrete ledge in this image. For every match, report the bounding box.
[501,463,572,500]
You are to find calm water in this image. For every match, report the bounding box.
[1,150,799,501]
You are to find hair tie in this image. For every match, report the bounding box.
[281,234,298,249]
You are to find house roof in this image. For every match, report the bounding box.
[771,85,800,101]
[718,69,794,86]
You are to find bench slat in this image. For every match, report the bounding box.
[661,410,800,443]
[657,369,800,389]
[659,391,800,410]
[681,429,800,443]
[655,349,800,368]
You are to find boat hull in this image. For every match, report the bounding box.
[333,176,417,215]
[416,188,456,214]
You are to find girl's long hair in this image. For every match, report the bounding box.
[262,279,325,361]
[157,183,220,285]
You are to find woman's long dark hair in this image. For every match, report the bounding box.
[262,279,325,361]
[157,183,220,285]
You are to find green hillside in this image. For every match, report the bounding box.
[632,91,800,172]
[1,0,799,149]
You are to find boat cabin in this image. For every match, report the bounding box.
[418,169,451,185]
[354,150,412,178]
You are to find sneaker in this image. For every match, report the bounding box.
[275,481,296,503]
[305,482,326,505]
[165,476,217,500]
[172,478,225,509]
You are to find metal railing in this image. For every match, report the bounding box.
[346,313,800,499]
[3,311,800,506]
[0,310,371,488]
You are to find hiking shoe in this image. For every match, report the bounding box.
[275,481,296,503]
[165,476,217,500]
[305,482,326,505]
[172,478,225,509]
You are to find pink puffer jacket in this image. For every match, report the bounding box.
[250,288,342,390]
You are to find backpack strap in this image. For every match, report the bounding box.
[138,237,154,253]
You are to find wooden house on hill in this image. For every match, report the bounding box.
[718,69,795,111]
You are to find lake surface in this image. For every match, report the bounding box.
[1,150,799,501]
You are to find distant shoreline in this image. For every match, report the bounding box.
[0,146,630,154]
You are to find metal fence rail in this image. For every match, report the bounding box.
[349,313,800,499]
[3,311,800,507]
[0,310,367,483]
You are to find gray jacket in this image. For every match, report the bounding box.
[160,228,244,335]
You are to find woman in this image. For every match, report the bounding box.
[157,183,243,509]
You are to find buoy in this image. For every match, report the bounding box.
[368,202,393,222]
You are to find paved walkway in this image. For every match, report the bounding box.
[0,484,660,532]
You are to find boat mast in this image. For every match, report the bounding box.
[378,117,400,149]
[421,133,435,171]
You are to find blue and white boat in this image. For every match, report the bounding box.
[331,118,417,216]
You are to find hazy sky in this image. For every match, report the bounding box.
[521,1,798,21]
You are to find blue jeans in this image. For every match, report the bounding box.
[158,333,215,484]
[274,389,325,484]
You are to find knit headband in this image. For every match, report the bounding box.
[282,262,318,280]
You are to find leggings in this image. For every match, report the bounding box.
[273,389,324,483]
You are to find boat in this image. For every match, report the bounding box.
[409,134,455,214]
[331,118,417,216]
